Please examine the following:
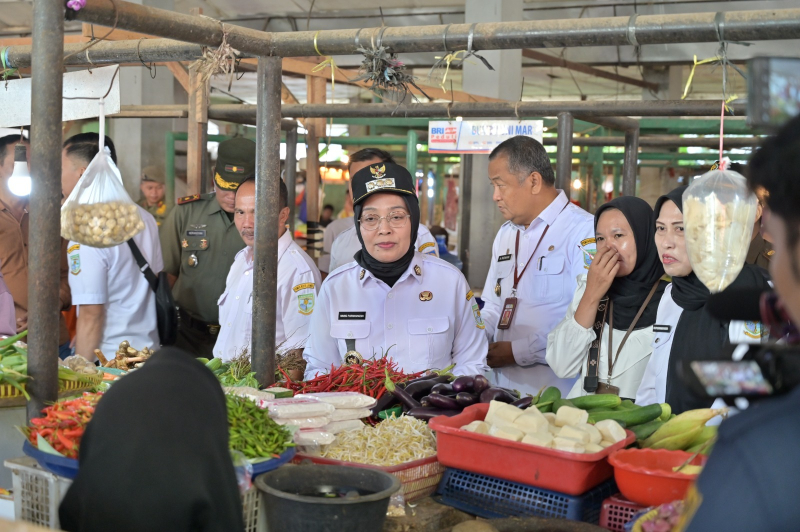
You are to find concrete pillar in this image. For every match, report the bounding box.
[460,0,522,288]
[108,0,176,200]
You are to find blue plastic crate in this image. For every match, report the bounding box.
[437,468,617,524]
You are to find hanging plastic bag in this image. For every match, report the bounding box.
[60,103,144,247]
[683,158,758,293]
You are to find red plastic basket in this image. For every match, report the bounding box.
[291,453,444,503]
[599,495,647,531]
[429,403,635,496]
[608,448,706,507]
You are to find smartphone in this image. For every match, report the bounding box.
[748,57,800,129]
[690,360,773,398]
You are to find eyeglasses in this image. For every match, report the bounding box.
[359,211,410,231]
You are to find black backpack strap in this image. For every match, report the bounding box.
[126,239,158,292]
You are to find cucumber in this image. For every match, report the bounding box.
[552,398,575,413]
[539,386,561,405]
[616,399,639,410]
[659,403,672,421]
[631,418,664,441]
[570,394,621,410]
[588,403,663,427]
[536,401,553,413]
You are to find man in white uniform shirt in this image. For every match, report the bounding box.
[62,135,162,359]
[321,148,438,274]
[481,136,594,395]
[214,178,320,362]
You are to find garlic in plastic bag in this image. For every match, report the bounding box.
[683,159,758,293]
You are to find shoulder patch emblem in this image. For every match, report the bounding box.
[472,303,485,330]
[743,321,764,339]
[67,244,80,254]
[293,282,315,293]
[178,194,201,205]
[298,293,315,315]
[466,290,474,301]
[418,242,436,254]
[580,237,596,270]
[69,253,81,276]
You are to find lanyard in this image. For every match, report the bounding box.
[511,202,569,295]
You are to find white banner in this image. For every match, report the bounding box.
[0,65,121,128]
[428,120,543,154]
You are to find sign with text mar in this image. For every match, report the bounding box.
[428,120,543,154]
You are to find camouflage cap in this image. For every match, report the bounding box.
[141,165,165,185]
[215,138,256,191]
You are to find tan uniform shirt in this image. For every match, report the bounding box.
[0,198,71,344]
[746,233,773,271]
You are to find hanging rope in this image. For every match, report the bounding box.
[311,31,337,91]
[428,23,494,96]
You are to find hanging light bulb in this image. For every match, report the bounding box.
[7,144,30,197]
[572,178,582,190]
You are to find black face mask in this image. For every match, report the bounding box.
[352,193,421,287]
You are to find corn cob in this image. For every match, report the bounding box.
[646,426,703,450]
[642,408,726,448]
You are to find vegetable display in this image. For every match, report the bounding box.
[226,395,295,460]
[320,414,436,466]
[638,408,724,453]
[198,352,259,388]
[23,393,103,459]
[95,341,154,370]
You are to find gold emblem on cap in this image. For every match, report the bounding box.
[414,265,422,276]
[419,291,433,302]
[214,172,240,190]
[359,269,365,280]
[369,164,386,179]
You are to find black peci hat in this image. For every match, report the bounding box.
[351,162,417,206]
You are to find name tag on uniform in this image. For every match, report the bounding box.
[498,254,512,262]
[339,312,366,320]
[187,230,206,237]
[653,324,672,333]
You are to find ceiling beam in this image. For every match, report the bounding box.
[522,49,659,91]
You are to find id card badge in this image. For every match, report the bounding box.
[497,297,518,330]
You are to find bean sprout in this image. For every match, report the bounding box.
[321,415,436,466]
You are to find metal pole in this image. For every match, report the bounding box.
[556,112,573,192]
[622,127,640,196]
[285,125,298,237]
[457,154,473,281]
[165,132,176,206]
[27,0,63,420]
[406,129,419,178]
[252,56,282,388]
[62,2,800,57]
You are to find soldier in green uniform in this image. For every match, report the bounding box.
[138,165,172,227]
[160,138,254,357]
[746,185,774,270]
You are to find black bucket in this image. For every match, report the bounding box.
[255,464,401,532]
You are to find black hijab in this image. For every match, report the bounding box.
[654,187,770,414]
[353,193,421,287]
[59,348,245,532]
[594,196,667,330]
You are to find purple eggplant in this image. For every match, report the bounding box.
[511,396,534,409]
[427,393,461,410]
[455,392,478,408]
[384,370,421,410]
[472,375,491,394]
[405,375,452,399]
[431,382,455,395]
[407,407,462,421]
[420,396,432,408]
[370,391,400,419]
[498,387,522,399]
[479,387,516,404]
[451,376,475,393]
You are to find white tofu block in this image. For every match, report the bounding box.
[514,413,549,434]
[595,419,627,443]
[461,420,490,434]
[521,431,554,448]
[489,423,524,442]
[553,436,585,453]
[558,425,590,444]
[547,423,561,436]
[543,412,557,424]
[555,406,589,427]
[578,423,603,445]
[485,401,523,425]
[584,443,604,454]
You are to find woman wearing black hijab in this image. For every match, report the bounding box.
[59,348,245,532]
[635,186,770,413]
[303,162,488,379]
[547,196,668,400]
